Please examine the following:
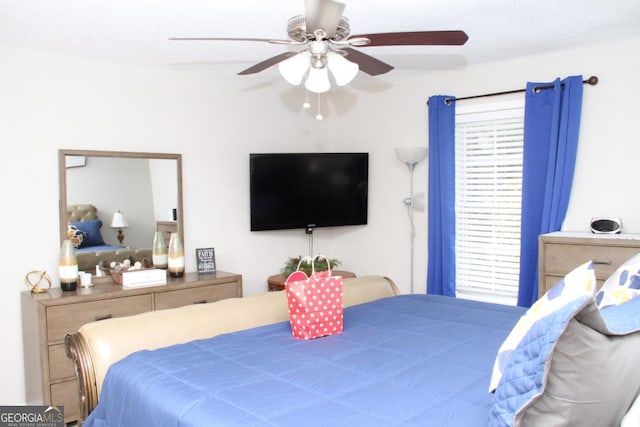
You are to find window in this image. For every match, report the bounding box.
[454,100,525,305]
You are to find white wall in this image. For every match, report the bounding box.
[2,35,639,404]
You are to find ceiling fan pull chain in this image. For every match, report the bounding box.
[303,90,311,109]
[316,93,323,121]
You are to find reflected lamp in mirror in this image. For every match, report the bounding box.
[110,210,129,246]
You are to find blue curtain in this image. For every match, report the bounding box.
[517,76,584,307]
[426,96,456,296]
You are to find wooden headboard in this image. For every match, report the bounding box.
[67,204,99,223]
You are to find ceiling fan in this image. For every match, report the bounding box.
[170,0,468,93]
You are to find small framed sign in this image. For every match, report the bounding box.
[196,247,216,273]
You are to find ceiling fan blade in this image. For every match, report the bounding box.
[169,37,295,45]
[351,30,469,47]
[305,0,345,36]
[238,52,298,75]
[341,48,393,76]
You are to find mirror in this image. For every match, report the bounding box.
[59,149,183,272]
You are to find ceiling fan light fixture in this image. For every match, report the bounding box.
[327,51,359,86]
[278,51,310,85]
[305,66,331,93]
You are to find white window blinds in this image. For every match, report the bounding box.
[454,101,525,305]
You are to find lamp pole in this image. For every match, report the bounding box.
[395,146,428,294]
[404,161,418,294]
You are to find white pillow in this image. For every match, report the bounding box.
[488,260,596,392]
[596,253,640,309]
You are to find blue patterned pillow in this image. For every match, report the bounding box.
[488,261,596,392]
[596,253,640,309]
[71,220,106,248]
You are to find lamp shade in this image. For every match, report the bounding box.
[413,192,426,212]
[110,211,129,228]
[327,52,359,86]
[305,66,331,93]
[395,147,428,165]
[278,51,310,85]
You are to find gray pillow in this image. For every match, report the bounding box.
[516,302,640,426]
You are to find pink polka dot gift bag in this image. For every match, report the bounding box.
[285,255,344,340]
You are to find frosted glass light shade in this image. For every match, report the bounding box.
[413,192,426,212]
[305,66,331,93]
[278,52,311,85]
[395,147,428,165]
[327,52,359,86]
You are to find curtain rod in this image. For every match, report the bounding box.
[436,75,598,105]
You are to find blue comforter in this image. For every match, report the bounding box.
[85,295,525,427]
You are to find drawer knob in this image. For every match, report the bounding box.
[95,314,113,321]
[593,259,612,265]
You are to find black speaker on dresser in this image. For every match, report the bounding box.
[590,217,622,234]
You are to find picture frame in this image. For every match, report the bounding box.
[196,247,216,273]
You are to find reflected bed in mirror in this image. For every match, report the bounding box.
[59,149,183,273]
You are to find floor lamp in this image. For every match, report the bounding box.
[395,147,428,293]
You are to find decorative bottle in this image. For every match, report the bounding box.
[167,232,185,277]
[152,231,168,269]
[59,239,78,292]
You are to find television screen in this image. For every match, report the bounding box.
[250,152,368,231]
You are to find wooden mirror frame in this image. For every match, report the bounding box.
[58,149,184,250]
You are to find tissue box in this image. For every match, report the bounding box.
[121,269,167,289]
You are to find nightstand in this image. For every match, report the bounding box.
[268,270,356,291]
[538,232,640,297]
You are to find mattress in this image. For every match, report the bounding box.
[85,294,526,427]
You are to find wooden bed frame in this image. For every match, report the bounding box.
[64,276,400,424]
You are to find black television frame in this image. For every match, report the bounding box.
[249,152,369,232]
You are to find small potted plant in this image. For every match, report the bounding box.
[281,255,341,277]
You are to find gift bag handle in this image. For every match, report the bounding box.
[295,254,333,277]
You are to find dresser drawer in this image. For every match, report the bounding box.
[51,379,79,423]
[543,243,639,280]
[46,294,152,342]
[49,344,74,381]
[154,282,240,310]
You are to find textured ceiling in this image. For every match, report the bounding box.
[1,0,639,80]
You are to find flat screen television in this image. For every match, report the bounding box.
[250,152,368,231]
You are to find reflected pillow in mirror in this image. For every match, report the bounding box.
[67,224,86,249]
[71,220,106,248]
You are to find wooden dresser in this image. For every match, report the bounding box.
[21,271,242,424]
[538,232,640,297]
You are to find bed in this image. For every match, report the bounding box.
[66,204,151,271]
[66,272,640,426]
